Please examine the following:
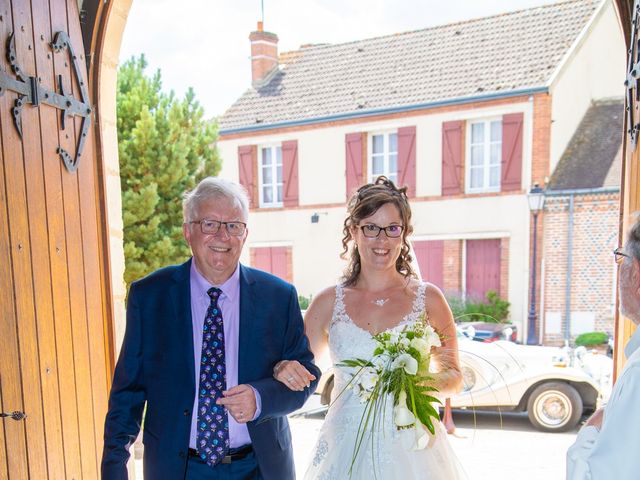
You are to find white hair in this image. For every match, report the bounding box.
[182,177,249,223]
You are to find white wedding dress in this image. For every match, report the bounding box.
[304,284,466,480]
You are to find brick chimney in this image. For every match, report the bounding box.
[249,21,279,88]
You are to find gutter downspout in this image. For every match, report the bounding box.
[564,194,575,344]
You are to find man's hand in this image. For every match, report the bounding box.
[217,384,257,424]
[584,407,604,430]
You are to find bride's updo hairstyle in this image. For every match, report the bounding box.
[341,176,415,286]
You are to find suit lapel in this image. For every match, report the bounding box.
[238,264,257,383]
[170,259,196,388]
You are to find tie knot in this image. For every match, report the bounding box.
[207,287,222,302]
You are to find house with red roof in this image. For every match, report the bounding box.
[217,0,624,343]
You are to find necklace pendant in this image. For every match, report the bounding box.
[372,298,389,307]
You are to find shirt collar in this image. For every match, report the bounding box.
[625,327,640,359]
[190,260,240,303]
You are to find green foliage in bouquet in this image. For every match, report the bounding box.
[335,317,442,476]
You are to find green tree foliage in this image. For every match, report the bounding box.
[118,55,220,285]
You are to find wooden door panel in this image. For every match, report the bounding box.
[0,0,110,478]
[0,4,45,478]
[413,240,444,288]
[466,239,501,301]
[31,0,68,475]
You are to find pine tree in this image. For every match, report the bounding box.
[117,55,221,286]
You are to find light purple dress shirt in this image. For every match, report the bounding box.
[188,262,260,449]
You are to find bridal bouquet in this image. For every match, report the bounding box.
[337,316,442,468]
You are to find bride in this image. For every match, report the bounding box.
[275,176,466,479]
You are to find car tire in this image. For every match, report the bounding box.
[526,382,583,432]
[320,375,334,406]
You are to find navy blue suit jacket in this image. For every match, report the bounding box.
[101,260,320,480]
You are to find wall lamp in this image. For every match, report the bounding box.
[311,212,328,223]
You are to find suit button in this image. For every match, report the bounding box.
[179,451,185,458]
[183,409,190,416]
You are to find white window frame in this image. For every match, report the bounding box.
[258,144,283,208]
[465,118,502,193]
[368,131,398,183]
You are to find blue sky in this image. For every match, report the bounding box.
[120,0,564,118]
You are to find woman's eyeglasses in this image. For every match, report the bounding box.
[359,224,404,238]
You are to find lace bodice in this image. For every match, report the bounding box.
[328,283,427,395]
[305,281,467,479]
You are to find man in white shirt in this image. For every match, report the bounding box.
[567,219,640,479]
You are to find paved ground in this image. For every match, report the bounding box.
[134,397,579,479]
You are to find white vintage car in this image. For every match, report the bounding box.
[450,329,612,432]
[316,329,612,433]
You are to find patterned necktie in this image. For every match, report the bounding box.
[196,287,229,466]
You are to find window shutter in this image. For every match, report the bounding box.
[238,145,257,208]
[501,113,524,192]
[345,132,365,200]
[282,140,299,207]
[252,247,272,272]
[397,126,417,197]
[441,121,463,196]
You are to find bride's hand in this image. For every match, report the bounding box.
[273,360,316,391]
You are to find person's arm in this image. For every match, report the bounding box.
[273,286,333,390]
[568,363,640,479]
[248,285,324,419]
[425,284,463,397]
[101,285,147,479]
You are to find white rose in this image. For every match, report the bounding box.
[388,331,400,345]
[423,325,442,349]
[359,368,379,391]
[391,353,418,375]
[371,354,390,371]
[399,336,411,348]
[410,337,430,357]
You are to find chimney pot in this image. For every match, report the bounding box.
[249,24,279,88]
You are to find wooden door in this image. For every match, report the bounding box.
[465,239,501,302]
[413,240,444,288]
[251,246,292,283]
[0,0,111,478]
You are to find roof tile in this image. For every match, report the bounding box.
[220,0,600,131]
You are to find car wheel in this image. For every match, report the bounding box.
[320,375,334,406]
[526,382,582,432]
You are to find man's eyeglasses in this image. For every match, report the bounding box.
[189,219,247,236]
[614,247,630,264]
[359,224,404,238]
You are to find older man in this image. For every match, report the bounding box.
[567,219,640,479]
[102,177,320,479]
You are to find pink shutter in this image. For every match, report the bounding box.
[282,140,299,207]
[238,145,257,208]
[271,247,289,281]
[252,247,272,272]
[442,121,463,196]
[413,240,444,288]
[345,132,364,200]
[501,113,523,192]
[465,239,501,302]
[397,126,416,197]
